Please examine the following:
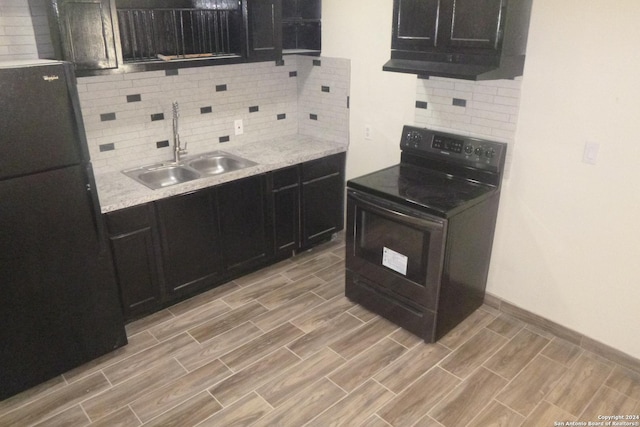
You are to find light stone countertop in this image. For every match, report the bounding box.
[94,135,347,213]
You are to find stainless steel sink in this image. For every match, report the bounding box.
[186,153,257,176]
[122,151,257,190]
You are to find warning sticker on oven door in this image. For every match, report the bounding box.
[382,247,408,276]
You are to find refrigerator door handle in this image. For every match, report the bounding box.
[84,164,109,254]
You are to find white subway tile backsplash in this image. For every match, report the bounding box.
[415,76,522,144]
[78,55,350,173]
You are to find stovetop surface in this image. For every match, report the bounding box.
[347,163,497,217]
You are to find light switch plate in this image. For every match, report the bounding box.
[583,141,599,165]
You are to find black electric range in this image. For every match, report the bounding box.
[345,126,507,342]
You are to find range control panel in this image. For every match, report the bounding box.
[400,125,506,171]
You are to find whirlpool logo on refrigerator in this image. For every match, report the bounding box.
[42,75,59,82]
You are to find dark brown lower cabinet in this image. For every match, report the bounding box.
[107,153,345,321]
[217,174,271,273]
[268,165,300,259]
[106,204,162,319]
[300,152,346,249]
[155,189,222,300]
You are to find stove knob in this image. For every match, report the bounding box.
[485,148,496,158]
[474,147,483,156]
[464,145,474,154]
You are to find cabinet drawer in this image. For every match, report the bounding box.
[272,166,299,189]
[106,204,152,236]
[301,152,346,182]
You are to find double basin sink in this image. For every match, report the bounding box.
[123,151,257,190]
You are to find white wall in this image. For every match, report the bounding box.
[489,0,640,359]
[322,0,415,179]
[324,0,640,359]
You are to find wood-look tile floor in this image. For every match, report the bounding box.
[2,236,640,426]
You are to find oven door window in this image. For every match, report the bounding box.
[348,191,446,308]
[357,211,428,284]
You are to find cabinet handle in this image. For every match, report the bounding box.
[302,171,340,185]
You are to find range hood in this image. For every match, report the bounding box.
[383,0,532,81]
[383,54,526,81]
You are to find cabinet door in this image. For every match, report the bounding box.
[109,229,161,319]
[106,204,162,320]
[269,166,300,259]
[54,0,118,70]
[300,153,345,249]
[246,0,282,61]
[218,175,270,272]
[391,0,440,52]
[156,190,222,298]
[441,0,504,51]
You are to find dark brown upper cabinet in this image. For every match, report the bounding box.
[282,0,321,54]
[50,0,119,71]
[384,0,533,80]
[245,0,283,62]
[48,0,290,75]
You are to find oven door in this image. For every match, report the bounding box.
[346,189,446,310]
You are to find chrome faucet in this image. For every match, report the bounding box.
[172,101,187,163]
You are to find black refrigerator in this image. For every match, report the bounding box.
[0,60,127,400]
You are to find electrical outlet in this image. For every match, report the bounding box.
[234,119,243,135]
[365,125,372,140]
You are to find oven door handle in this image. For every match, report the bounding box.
[349,192,445,231]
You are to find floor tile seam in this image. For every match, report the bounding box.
[437,327,509,380]
[538,399,579,421]
[126,310,178,336]
[283,259,344,281]
[278,295,350,333]
[233,267,290,288]
[480,333,553,383]
[0,377,74,419]
[330,323,400,361]
[126,363,229,425]
[220,274,294,307]
[62,332,164,387]
[251,347,349,408]
[438,314,498,352]
[575,383,630,421]
[368,414,394,427]
[250,292,328,333]
[370,377,398,398]
[283,319,357,360]
[420,369,465,423]
[298,378,395,427]
[494,394,530,419]
[220,322,307,371]
[325,338,408,392]
[83,359,191,423]
[303,375,350,423]
[187,391,225,427]
[103,333,201,381]
[544,368,606,419]
[148,301,235,343]
[428,365,509,427]
[213,344,304,397]
[166,288,234,317]
[256,375,346,426]
[462,398,513,427]
[604,370,640,401]
[497,351,576,418]
[383,364,458,411]
[22,400,89,427]
[189,299,273,345]
[485,314,527,339]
